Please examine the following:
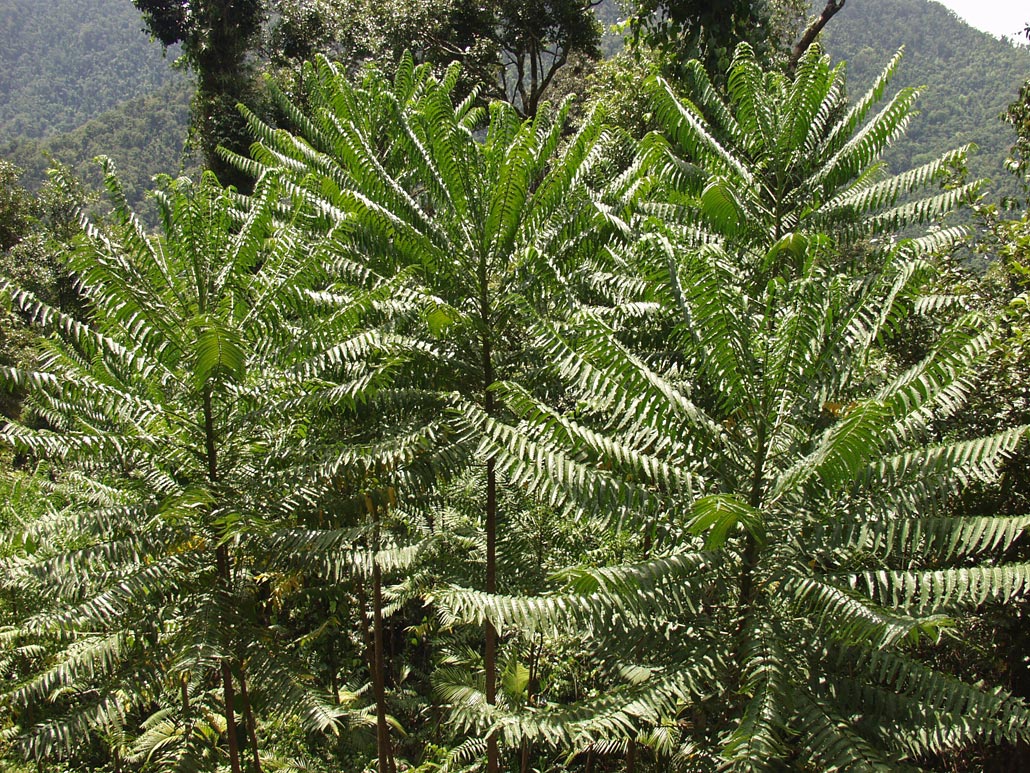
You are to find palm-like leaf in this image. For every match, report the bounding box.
[447,44,1030,767]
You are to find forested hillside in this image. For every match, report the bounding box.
[3,3,1030,772]
[1,80,193,214]
[0,0,184,141]
[822,0,1030,201]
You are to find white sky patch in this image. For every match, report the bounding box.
[933,0,1029,40]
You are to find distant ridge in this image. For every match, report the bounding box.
[0,0,184,142]
[820,0,1030,202]
[1,81,194,216]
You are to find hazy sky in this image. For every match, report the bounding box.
[935,0,1029,39]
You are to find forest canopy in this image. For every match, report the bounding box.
[2,2,1030,773]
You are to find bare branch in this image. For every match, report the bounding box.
[790,0,846,69]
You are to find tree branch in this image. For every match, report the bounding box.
[790,1,846,69]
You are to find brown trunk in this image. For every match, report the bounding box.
[790,1,846,70]
[205,385,242,773]
[585,747,595,773]
[220,658,243,773]
[238,666,263,773]
[626,739,636,773]
[181,673,190,715]
[371,505,396,773]
[485,457,499,773]
[480,251,499,773]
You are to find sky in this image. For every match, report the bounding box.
[935,0,1029,40]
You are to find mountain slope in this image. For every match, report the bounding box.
[1,81,194,217]
[821,0,1030,202]
[0,0,184,141]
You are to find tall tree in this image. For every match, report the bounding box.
[237,53,616,770]
[0,164,343,771]
[625,0,809,76]
[437,44,1030,766]
[132,0,263,190]
[266,0,602,116]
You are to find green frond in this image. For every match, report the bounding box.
[855,563,1030,614]
[722,620,790,770]
[813,86,921,197]
[794,692,895,772]
[649,77,755,187]
[435,550,711,634]
[822,48,905,159]
[785,574,935,647]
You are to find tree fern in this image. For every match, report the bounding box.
[442,44,1030,768]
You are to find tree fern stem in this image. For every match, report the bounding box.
[327,620,340,705]
[220,659,243,773]
[238,665,263,773]
[485,456,499,773]
[626,739,636,773]
[181,673,190,715]
[371,503,396,773]
[203,384,242,773]
[480,256,500,773]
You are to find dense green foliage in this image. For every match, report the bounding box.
[0,0,184,142]
[625,0,807,74]
[3,1,1030,771]
[132,0,264,190]
[3,36,1030,771]
[1,81,193,217]
[821,0,1030,203]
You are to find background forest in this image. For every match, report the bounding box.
[2,1,1030,772]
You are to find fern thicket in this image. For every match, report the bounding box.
[1,43,1029,773]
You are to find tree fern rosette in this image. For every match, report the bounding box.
[0,167,345,770]
[441,45,1030,768]
[234,53,621,771]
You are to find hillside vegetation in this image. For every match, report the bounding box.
[1,80,193,213]
[3,3,1030,772]
[822,0,1030,202]
[0,0,184,141]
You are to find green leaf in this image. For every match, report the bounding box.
[688,495,764,550]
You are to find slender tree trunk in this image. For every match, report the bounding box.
[790,1,846,70]
[485,457,499,773]
[220,658,243,773]
[626,739,636,773]
[181,673,190,714]
[371,502,396,773]
[372,561,395,773]
[238,665,263,773]
[480,256,500,773]
[204,385,244,773]
[739,421,769,613]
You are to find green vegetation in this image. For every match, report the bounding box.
[1,81,193,216]
[3,31,1030,770]
[2,2,1030,771]
[821,0,1030,203]
[0,0,184,142]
